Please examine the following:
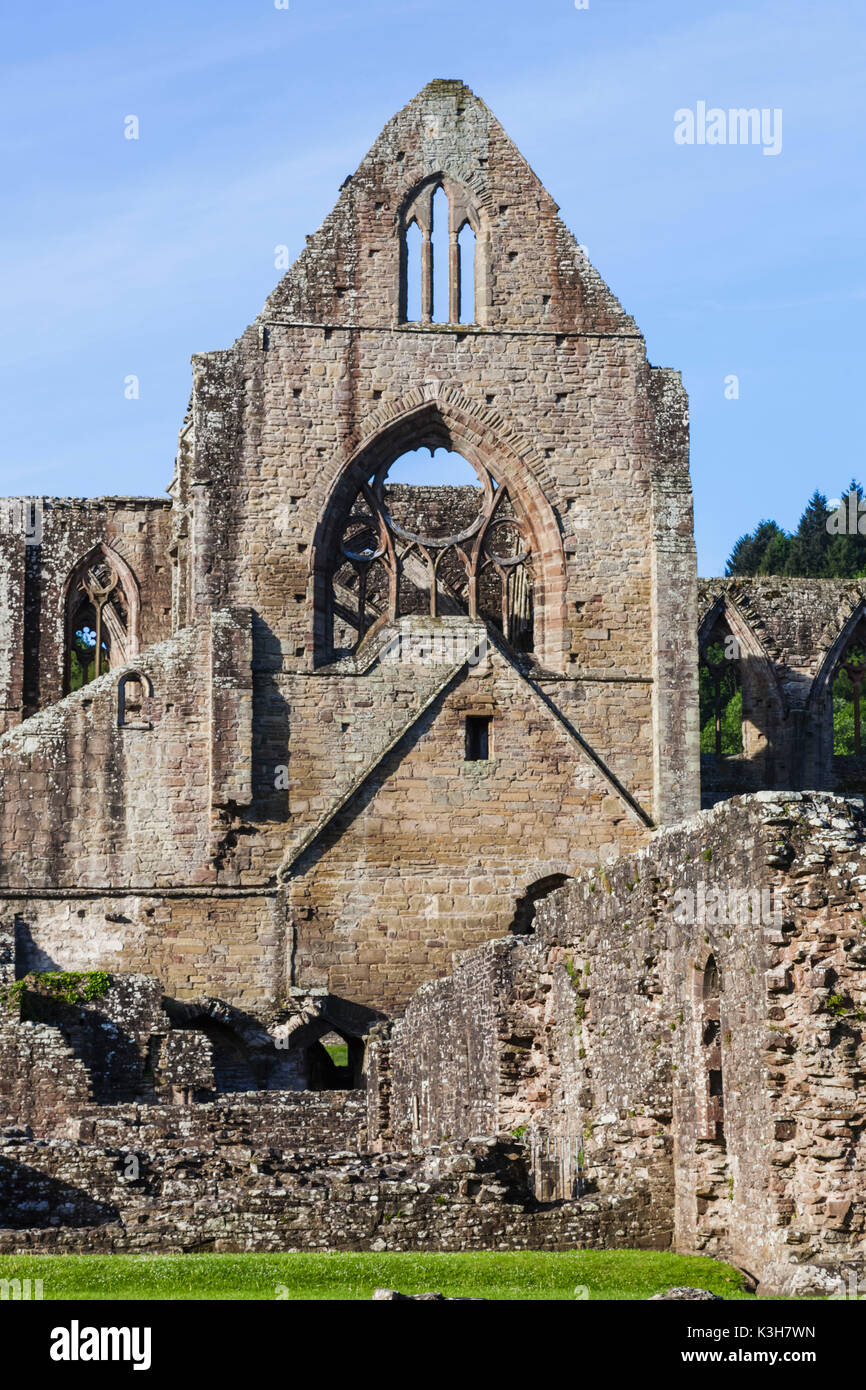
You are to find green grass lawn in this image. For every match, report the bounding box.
[0,1250,755,1301]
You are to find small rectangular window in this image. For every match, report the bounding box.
[465,715,491,762]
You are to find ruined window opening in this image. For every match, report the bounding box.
[401,177,480,325]
[832,630,866,756]
[431,186,449,323]
[117,669,153,729]
[404,219,422,322]
[458,222,476,323]
[327,446,534,659]
[68,604,111,690]
[64,548,138,695]
[701,956,725,1145]
[699,623,742,755]
[465,715,491,761]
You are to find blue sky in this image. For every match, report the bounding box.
[1,0,863,574]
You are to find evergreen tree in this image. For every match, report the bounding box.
[726,520,786,576]
[784,491,830,577]
[756,528,791,575]
[724,483,866,577]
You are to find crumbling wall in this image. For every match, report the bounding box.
[698,577,866,804]
[0,1017,93,1133]
[0,1123,665,1255]
[6,498,173,722]
[376,791,866,1293]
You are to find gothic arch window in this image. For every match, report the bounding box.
[327,445,534,660]
[699,616,743,756]
[400,176,482,325]
[831,615,866,756]
[457,222,476,322]
[700,956,725,1145]
[63,546,140,694]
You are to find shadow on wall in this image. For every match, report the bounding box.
[507,875,572,935]
[7,923,382,1102]
[14,917,62,974]
[162,997,278,1094]
[0,1156,120,1229]
[249,612,290,824]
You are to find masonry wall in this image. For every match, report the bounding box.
[375,792,866,1295]
[177,79,698,831]
[0,607,288,1012]
[0,1122,664,1256]
[282,626,650,1014]
[0,498,173,729]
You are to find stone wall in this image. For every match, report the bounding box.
[177,78,698,840]
[0,497,172,731]
[0,1122,666,1255]
[372,792,866,1295]
[282,619,651,1013]
[0,80,703,1026]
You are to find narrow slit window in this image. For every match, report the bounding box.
[458,221,476,323]
[431,186,450,324]
[465,715,491,762]
[400,177,481,325]
[404,219,422,322]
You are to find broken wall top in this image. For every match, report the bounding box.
[244,80,639,339]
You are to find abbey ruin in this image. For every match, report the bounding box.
[0,81,863,1298]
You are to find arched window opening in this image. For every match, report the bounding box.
[699,620,743,755]
[458,221,476,323]
[327,446,534,659]
[69,601,111,690]
[832,625,866,756]
[64,548,138,695]
[701,956,725,1145]
[404,219,423,323]
[308,1029,364,1091]
[401,177,481,325]
[117,669,153,729]
[431,186,450,324]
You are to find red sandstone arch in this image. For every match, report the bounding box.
[61,543,141,693]
[698,593,785,775]
[311,389,568,671]
[808,597,866,784]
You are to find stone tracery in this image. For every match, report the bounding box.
[330,450,534,656]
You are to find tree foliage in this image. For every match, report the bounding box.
[726,482,866,578]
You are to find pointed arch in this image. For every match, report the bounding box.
[810,597,866,707]
[809,597,866,784]
[399,173,487,325]
[310,392,567,670]
[61,543,141,694]
[698,592,786,799]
